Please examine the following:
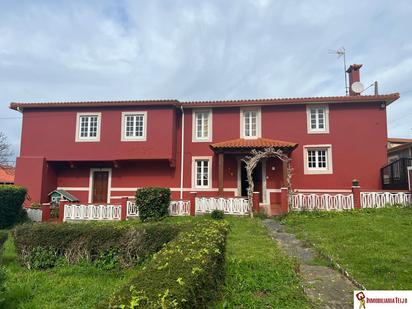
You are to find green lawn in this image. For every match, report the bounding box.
[216,217,310,308]
[281,207,412,290]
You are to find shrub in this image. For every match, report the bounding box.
[13,222,180,269]
[211,209,224,220]
[0,266,5,305]
[136,187,171,222]
[107,220,229,308]
[0,231,7,250]
[0,185,27,229]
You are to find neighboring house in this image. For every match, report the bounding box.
[0,165,15,185]
[382,138,412,190]
[10,64,400,209]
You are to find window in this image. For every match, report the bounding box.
[241,108,261,138]
[76,113,101,142]
[192,157,212,188]
[192,110,212,142]
[303,145,333,174]
[307,105,329,133]
[121,111,147,141]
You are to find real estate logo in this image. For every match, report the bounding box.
[354,290,412,309]
[355,291,366,309]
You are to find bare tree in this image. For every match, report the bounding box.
[0,132,13,165]
[242,147,293,217]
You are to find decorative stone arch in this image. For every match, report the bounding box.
[242,147,293,216]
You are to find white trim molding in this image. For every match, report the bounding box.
[240,107,261,139]
[75,112,102,142]
[306,104,329,134]
[191,156,213,189]
[121,111,147,141]
[192,109,213,142]
[88,168,112,203]
[57,187,89,191]
[303,144,333,175]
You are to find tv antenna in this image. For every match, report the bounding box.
[329,47,348,95]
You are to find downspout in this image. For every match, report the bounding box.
[180,105,185,200]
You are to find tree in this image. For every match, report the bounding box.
[0,132,13,165]
[242,147,293,217]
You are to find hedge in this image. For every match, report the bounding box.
[0,185,27,229]
[107,220,229,308]
[0,231,7,305]
[136,187,171,222]
[0,231,7,250]
[13,222,180,269]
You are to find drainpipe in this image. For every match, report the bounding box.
[180,106,185,200]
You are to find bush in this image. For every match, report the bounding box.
[0,266,5,305]
[107,220,229,308]
[13,222,180,269]
[211,209,224,220]
[0,185,27,229]
[0,231,7,250]
[136,187,171,222]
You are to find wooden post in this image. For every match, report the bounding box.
[218,153,224,196]
[282,159,288,187]
[189,192,197,216]
[58,200,65,222]
[352,179,361,209]
[252,192,260,213]
[120,197,128,221]
[280,187,289,214]
[41,204,50,222]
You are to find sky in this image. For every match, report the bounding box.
[0,0,412,164]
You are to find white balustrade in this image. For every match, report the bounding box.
[125,200,191,217]
[195,197,250,215]
[290,193,354,211]
[63,204,122,221]
[126,200,139,217]
[360,192,411,208]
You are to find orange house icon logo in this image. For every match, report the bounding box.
[356,291,366,309]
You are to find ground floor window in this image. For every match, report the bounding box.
[192,157,212,188]
[303,145,333,174]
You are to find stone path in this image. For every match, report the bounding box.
[263,219,356,309]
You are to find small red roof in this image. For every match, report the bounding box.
[0,166,15,184]
[210,138,298,151]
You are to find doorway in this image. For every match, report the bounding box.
[240,160,263,202]
[91,170,110,203]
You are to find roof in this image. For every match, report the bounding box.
[388,142,412,154]
[48,189,79,202]
[387,138,412,144]
[9,93,400,111]
[0,165,15,183]
[210,138,298,152]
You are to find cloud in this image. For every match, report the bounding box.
[0,0,411,163]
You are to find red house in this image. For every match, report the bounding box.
[10,64,400,213]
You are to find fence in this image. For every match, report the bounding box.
[290,193,354,211]
[360,191,411,208]
[126,200,190,218]
[195,197,250,215]
[63,204,122,221]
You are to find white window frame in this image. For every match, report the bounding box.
[240,107,261,139]
[121,111,147,141]
[191,156,212,189]
[303,145,333,174]
[192,109,212,142]
[306,105,329,134]
[75,112,101,142]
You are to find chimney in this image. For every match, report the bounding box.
[346,64,363,96]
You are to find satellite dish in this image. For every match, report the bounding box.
[351,81,364,94]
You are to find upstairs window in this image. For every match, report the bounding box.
[121,111,147,141]
[76,113,101,142]
[193,110,212,142]
[304,145,333,174]
[307,105,329,133]
[241,108,261,139]
[192,157,212,188]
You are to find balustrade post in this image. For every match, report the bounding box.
[120,197,128,220]
[58,200,65,222]
[252,192,260,213]
[280,188,289,214]
[41,204,50,222]
[352,179,361,209]
[189,192,197,216]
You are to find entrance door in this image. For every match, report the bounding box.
[240,161,263,202]
[92,171,109,203]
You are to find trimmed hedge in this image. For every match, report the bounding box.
[136,187,171,222]
[13,222,180,269]
[107,220,229,308]
[0,185,27,229]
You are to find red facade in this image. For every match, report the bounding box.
[11,89,399,209]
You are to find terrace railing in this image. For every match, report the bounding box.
[126,200,191,218]
[63,204,122,221]
[289,192,354,211]
[381,157,412,190]
[360,191,411,208]
[195,197,250,215]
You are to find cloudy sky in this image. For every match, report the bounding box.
[1,0,412,163]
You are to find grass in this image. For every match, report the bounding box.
[216,217,310,308]
[281,207,412,290]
